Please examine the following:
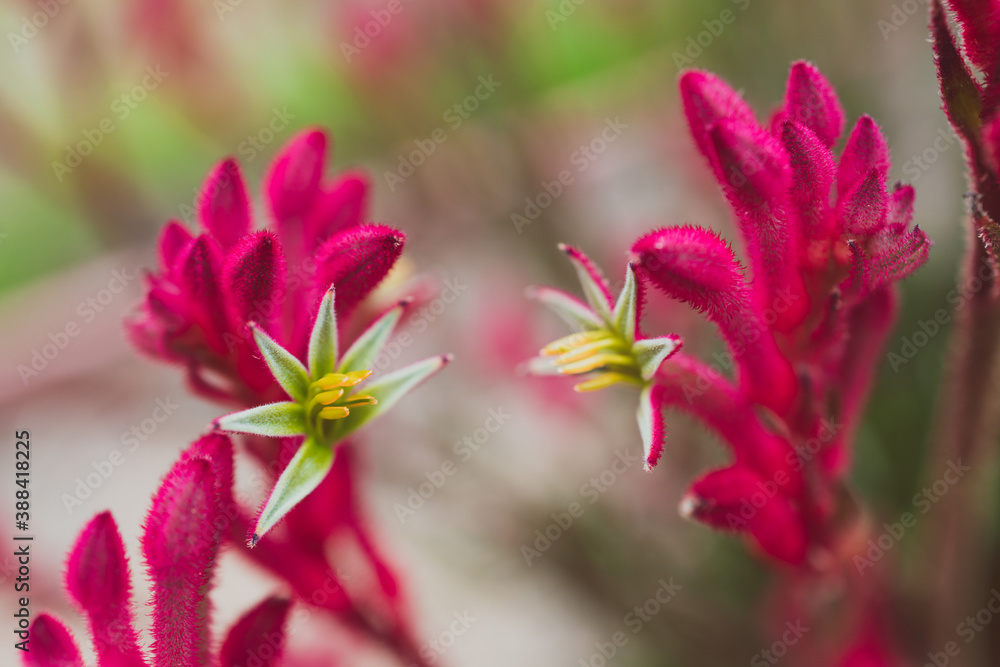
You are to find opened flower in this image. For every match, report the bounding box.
[527,244,681,470]
[530,62,930,566]
[215,287,449,543]
[126,128,444,666]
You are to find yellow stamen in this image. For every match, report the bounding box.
[558,353,636,375]
[574,372,643,392]
[319,406,350,420]
[341,394,377,407]
[316,373,351,389]
[556,337,626,365]
[316,369,372,389]
[344,369,373,385]
[540,330,613,356]
[315,389,345,405]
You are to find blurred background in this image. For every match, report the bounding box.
[0,0,976,664]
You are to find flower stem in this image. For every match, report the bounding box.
[923,226,1000,652]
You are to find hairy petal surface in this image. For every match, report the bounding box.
[65,513,146,667]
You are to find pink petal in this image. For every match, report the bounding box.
[681,465,808,565]
[840,167,889,238]
[65,512,146,667]
[679,70,757,168]
[158,220,194,271]
[25,615,85,667]
[179,235,232,355]
[641,384,666,470]
[219,597,290,667]
[182,432,236,507]
[823,287,899,476]
[142,455,225,667]
[848,224,931,295]
[707,120,810,330]
[887,183,915,228]
[266,129,328,227]
[314,224,406,320]
[559,244,615,309]
[778,61,845,149]
[223,231,287,336]
[837,116,890,208]
[654,353,802,498]
[780,120,837,243]
[198,158,252,250]
[632,226,798,416]
[306,171,370,244]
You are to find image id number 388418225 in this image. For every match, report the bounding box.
[13,430,31,652]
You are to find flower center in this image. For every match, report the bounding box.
[540,329,643,392]
[305,370,378,437]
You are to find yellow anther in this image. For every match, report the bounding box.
[315,389,345,405]
[558,353,636,375]
[316,369,372,389]
[573,372,643,392]
[540,330,612,356]
[344,369,373,385]
[556,337,625,365]
[316,373,351,389]
[319,406,350,420]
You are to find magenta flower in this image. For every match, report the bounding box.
[126,128,442,666]
[25,434,293,667]
[531,62,930,566]
[127,128,404,407]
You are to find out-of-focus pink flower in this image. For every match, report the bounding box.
[930,0,1000,261]
[24,434,292,667]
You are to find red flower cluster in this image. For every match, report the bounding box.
[116,129,426,664]
[627,62,930,565]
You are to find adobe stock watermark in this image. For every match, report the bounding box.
[887,255,996,372]
[701,419,843,533]
[17,267,138,385]
[671,0,753,69]
[750,620,810,666]
[922,589,1000,667]
[61,397,182,514]
[900,127,959,184]
[8,0,72,52]
[578,577,683,666]
[512,117,629,234]
[394,406,512,523]
[877,0,928,41]
[853,459,970,575]
[178,107,296,222]
[383,75,501,192]
[521,448,641,566]
[51,66,169,182]
[368,276,468,377]
[412,610,478,666]
[621,285,801,404]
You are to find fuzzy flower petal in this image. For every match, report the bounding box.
[65,513,146,667]
[25,615,84,667]
[219,597,291,667]
[198,158,251,250]
[143,456,224,666]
